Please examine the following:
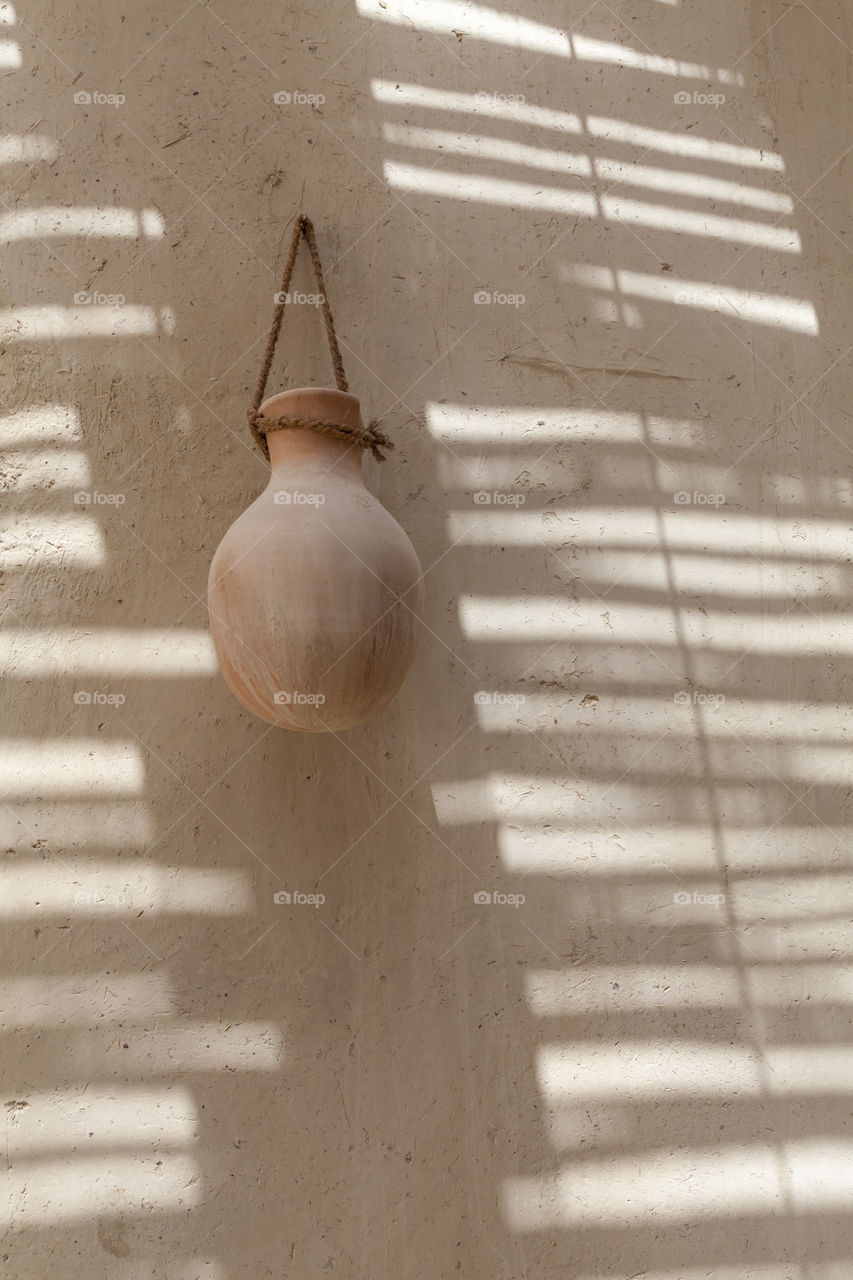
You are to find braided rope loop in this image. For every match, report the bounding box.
[247,214,390,462]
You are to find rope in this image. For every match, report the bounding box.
[246,213,390,461]
[254,413,394,463]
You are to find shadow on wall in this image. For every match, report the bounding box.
[1,0,853,1276]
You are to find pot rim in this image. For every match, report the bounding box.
[259,386,364,431]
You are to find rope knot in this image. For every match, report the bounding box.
[251,410,394,463]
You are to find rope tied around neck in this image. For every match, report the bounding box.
[246,213,393,462]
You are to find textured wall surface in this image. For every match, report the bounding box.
[2,1,852,1277]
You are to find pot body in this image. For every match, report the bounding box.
[208,388,424,731]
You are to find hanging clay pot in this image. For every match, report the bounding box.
[207,216,424,732]
[209,388,423,731]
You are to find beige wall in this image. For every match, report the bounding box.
[2,0,852,1276]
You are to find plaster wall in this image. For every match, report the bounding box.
[1,1,852,1277]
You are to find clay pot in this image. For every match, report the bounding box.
[208,388,424,731]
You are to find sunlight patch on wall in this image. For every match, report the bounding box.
[535,869,853,924]
[435,452,579,488]
[426,403,701,445]
[540,549,838,599]
[497,825,719,875]
[740,920,853,961]
[0,306,174,340]
[537,1041,853,1101]
[0,861,254,916]
[383,124,791,213]
[384,123,592,180]
[383,162,598,215]
[0,134,58,164]
[361,3,741,83]
[58,1022,284,1074]
[459,595,853,652]
[587,114,784,169]
[1,1152,202,1222]
[562,264,818,332]
[0,802,153,846]
[525,963,853,1015]
[0,206,164,240]
[372,83,785,171]
[357,0,570,54]
[384,162,800,251]
[432,773,586,825]
[0,404,82,444]
[0,515,105,566]
[594,161,791,211]
[732,872,853,920]
[567,1270,829,1280]
[453,543,838,601]
[2,974,177,1027]
[504,1139,853,1229]
[373,79,585,132]
[432,775,786,830]
[173,1264,228,1280]
[448,507,852,557]
[3,448,92,489]
[5,1086,198,1156]
[571,34,742,83]
[495,825,853,875]
[474,694,852,740]
[0,628,219,675]
[0,740,144,798]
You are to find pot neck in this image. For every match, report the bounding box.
[266,426,364,479]
[260,387,366,481]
